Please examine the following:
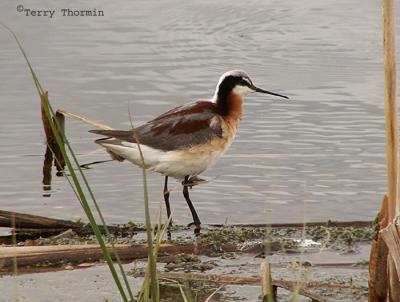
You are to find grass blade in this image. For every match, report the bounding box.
[2,24,133,302]
[128,108,159,301]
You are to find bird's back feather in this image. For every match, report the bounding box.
[90,101,223,151]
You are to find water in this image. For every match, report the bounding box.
[0,0,396,225]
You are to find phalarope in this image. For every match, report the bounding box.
[90,70,288,234]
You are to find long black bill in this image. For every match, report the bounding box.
[254,86,289,99]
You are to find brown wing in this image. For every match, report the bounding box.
[90,101,223,151]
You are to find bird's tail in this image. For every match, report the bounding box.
[89,129,132,162]
[89,129,136,143]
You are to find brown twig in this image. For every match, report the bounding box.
[57,109,113,130]
[156,271,347,301]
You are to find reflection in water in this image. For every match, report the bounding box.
[42,145,53,197]
[41,110,66,197]
[53,112,66,176]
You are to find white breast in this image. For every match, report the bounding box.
[97,117,238,180]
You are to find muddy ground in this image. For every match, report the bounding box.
[0,222,375,301]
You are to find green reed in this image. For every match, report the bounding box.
[2,24,133,302]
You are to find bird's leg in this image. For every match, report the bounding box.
[183,176,201,235]
[163,176,172,239]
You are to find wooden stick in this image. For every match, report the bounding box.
[382,0,398,224]
[0,210,78,229]
[261,261,276,302]
[0,210,137,238]
[0,243,237,270]
[381,0,399,300]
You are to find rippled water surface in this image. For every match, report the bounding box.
[0,0,397,224]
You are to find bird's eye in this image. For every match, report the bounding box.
[240,78,251,86]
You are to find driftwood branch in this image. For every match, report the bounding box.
[0,210,78,229]
[0,243,237,270]
[0,210,125,239]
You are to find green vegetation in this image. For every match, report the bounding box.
[3,24,135,301]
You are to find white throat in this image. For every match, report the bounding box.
[212,84,254,102]
[232,85,254,96]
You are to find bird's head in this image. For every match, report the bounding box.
[214,70,288,101]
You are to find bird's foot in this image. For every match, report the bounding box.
[153,222,173,239]
[187,222,202,235]
[182,176,208,188]
[166,220,173,240]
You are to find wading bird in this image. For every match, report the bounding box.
[90,70,288,234]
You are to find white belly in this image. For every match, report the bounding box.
[99,136,234,180]
[151,147,224,179]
